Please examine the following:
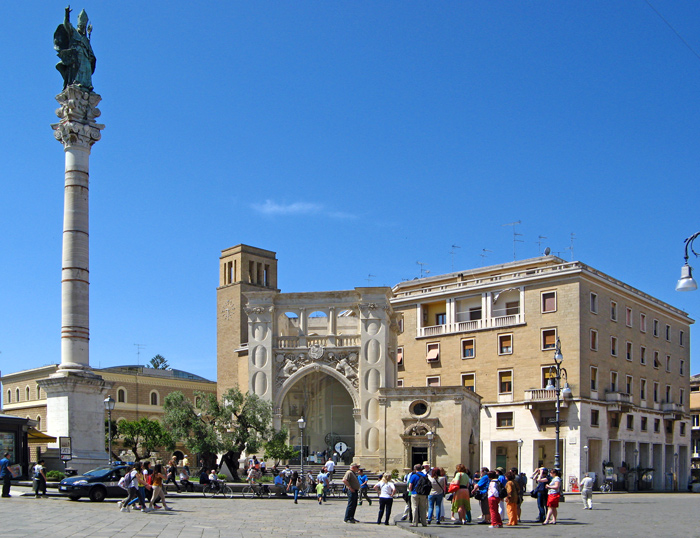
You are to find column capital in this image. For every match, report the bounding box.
[52,86,105,149]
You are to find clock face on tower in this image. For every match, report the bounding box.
[221,300,235,321]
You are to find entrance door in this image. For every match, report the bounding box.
[412,447,428,468]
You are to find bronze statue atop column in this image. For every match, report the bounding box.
[54,6,96,91]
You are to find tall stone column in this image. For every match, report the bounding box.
[52,86,104,372]
[38,86,111,473]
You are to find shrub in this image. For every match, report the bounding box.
[217,473,227,480]
[46,470,65,481]
[391,469,400,480]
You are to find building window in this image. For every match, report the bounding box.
[611,371,618,393]
[542,368,556,389]
[397,347,403,365]
[666,324,671,341]
[498,334,513,355]
[611,336,618,357]
[590,366,598,391]
[150,392,159,406]
[36,416,42,431]
[653,319,659,337]
[640,346,646,365]
[25,386,30,401]
[626,342,633,361]
[505,301,519,315]
[497,412,514,428]
[665,385,671,403]
[461,339,475,359]
[469,306,483,321]
[542,329,557,350]
[641,416,648,431]
[653,351,660,369]
[398,318,404,333]
[435,313,446,325]
[626,375,633,395]
[693,414,699,428]
[640,379,647,401]
[610,301,618,321]
[426,342,440,362]
[15,388,19,402]
[590,292,598,314]
[37,385,41,399]
[666,420,673,434]
[397,379,404,387]
[654,419,660,433]
[6,390,10,403]
[498,370,513,394]
[626,307,633,327]
[426,376,441,387]
[542,291,557,313]
[653,382,659,403]
[590,329,598,351]
[640,313,647,332]
[665,355,671,373]
[681,422,687,436]
[591,409,600,426]
[680,359,685,376]
[626,415,634,430]
[680,330,685,347]
[461,373,475,391]
[680,388,685,405]
[117,388,126,403]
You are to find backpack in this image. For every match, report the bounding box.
[118,472,133,490]
[495,479,507,499]
[415,473,432,496]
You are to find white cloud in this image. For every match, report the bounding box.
[252,200,323,216]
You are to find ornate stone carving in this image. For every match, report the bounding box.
[308,343,324,360]
[221,300,234,321]
[275,349,359,389]
[52,86,104,149]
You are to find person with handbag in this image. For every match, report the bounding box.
[427,467,446,524]
[449,464,472,524]
[531,467,550,523]
[472,466,491,524]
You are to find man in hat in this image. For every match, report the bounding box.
[342,463,361,523]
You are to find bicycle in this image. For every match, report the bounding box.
[599,480,613,492]
[203,481,234,499]
[241,483,271,498]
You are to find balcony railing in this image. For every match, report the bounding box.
[605,392,632,404]
[524,389,557,402]
[275,335,360,349]
[418,313,525,338]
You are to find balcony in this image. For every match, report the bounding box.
[661,402,683,421]
[605,391,632,412]
[275,335,360,349]
[418,313,525,338]
[524,388,568,409]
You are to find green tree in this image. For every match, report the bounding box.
[149,354,170,369]
[118,417,175,461]
[163,387,273,480]
[263,427,299,465]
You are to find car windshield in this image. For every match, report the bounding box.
[83,467,113,478]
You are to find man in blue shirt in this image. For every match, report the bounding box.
[408,464,428,527]
[317,467,329,502]
[0,452,11,498]
[474,467,491,524]
[273,472,287,495]
[357,468,372,506]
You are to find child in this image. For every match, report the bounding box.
[316,480,325,504]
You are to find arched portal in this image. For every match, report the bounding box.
[280,370,356,464]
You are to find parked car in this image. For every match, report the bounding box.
[59,464,130,502]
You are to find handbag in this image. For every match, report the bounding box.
[473,490,482,501]
[447,482,460,494]
[530,490,538,498]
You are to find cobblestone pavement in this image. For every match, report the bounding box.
[0,487,696,538]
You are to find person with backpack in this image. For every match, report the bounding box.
[486,470,505,528]
[32,459,47,498]
[408,463,430,527]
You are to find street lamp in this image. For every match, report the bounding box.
[103,395,115,465]
[545,338,571,472]
[298,417,306,479]
[676,232,699,291]
[517,438,523,473]
[426,431,434,467]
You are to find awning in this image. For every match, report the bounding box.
[27,427,56,442]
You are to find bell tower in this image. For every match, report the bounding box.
[217,245,278,398]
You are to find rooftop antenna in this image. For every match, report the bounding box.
[416,261,430,279]
[502,220,523,260]
[134,343,146,366]
[479,248,493,266]
[449,244,461,272]
[537,235,548,255]
[566,233,576,261]
[365,274,376,285]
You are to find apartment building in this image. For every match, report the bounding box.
[392,256,693,490]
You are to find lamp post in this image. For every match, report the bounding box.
[545,338,572,472]
[298,417,306,479]
[103,395,115,465]
[583,445,589,475]
[674,452,679,491]
[427,430,434,467]
[676,232,700,291]
[517,438,523,473]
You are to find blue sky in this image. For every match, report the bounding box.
[2,1,700,382]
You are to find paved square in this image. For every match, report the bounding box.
[0,487,696,538]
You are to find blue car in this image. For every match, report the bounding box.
[59,464,130,502]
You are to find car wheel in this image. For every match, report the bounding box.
[89,486,107,502]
